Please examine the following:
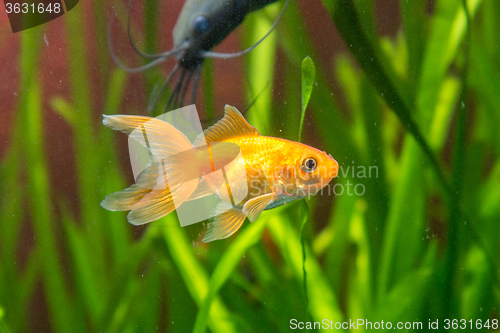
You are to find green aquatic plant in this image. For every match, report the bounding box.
[299,55,316,305]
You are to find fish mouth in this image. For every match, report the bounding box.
[329,159,339,178]
[331,166,339,178]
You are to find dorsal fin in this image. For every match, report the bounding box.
[198,105,259,144]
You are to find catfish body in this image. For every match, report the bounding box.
[173,0,279,69]
[110,0,288,113]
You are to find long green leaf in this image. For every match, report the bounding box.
[159,218,239,332]
[20,29,76,333]
[322,0,452,199]
[244,2,279,133]
[268,210,344,324]
[0,307,12,333]
[193,217,268,333]
[299,56,315,142]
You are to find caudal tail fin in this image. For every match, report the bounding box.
[100,115,199,225]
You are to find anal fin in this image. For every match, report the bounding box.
[202,201,247,242]
[242,193,275,222]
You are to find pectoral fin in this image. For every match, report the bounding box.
[242,193,275,222]
[203,201,247,242]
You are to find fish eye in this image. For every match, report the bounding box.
[301,157,317,173]
[193,15,210,35]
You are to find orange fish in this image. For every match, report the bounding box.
[101,105,338,242]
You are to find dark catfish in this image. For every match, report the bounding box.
[108,0,289,114]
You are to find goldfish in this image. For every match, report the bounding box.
[101,105,338,242]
